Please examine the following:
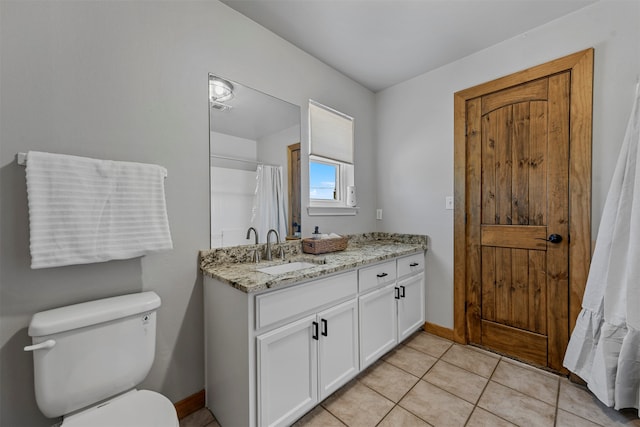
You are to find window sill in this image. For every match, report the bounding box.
[307,206,360,216]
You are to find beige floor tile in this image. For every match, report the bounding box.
[477,381,555,427]
[399,380,473,427]
[377,405,431,427]
[322,380,394,426]
[556,409,603,427]
[466,407,517,427]
[404,332,452,358]
[491,359,559,405]
[179,408,216,427]
[293,405,346,427]
[558,378,640,426]
[423,360,488,404]
[383,344,438,377]
[358,360,420,402]
[440,344,500,378]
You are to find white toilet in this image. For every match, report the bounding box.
[25,291,179,427]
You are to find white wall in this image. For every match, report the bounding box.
[0,1,375,426]
[375,0,640,329]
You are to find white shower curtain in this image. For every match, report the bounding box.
[251,165,287,243]
[563,83,640,410]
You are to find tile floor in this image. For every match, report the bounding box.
[180,331,640,427]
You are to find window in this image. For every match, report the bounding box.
[308,101,357,215]
[309,159,338,200]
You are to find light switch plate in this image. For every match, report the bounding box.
[376,209,383,220]
[446,196,454,210]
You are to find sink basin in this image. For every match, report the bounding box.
[257,261,317,275]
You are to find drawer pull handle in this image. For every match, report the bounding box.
[321,319,328,337]
[377,272,388,278]
[395,287,400,299]
[409,262,419,267]
[312,321,319,340]
[400,285,406,298]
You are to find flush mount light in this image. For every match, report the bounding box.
[209,77,234,102]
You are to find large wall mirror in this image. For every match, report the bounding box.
[209,74,301,247]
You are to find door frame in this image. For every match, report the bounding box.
[453,49,594,355]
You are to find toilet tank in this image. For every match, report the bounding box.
[26,291,161,418]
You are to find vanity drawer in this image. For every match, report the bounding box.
[255,270,357,330]
[397,252,425,278]
[358,260,396,293]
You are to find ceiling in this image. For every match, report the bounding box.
[221,0,597,92]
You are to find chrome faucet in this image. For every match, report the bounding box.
[246,227,260,263]
[246,227,259,244]
[265,229,281,261]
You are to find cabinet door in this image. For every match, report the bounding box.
[257,315,318,427]
[317,299,359,400]
[397,272,425,342]
[359,283,398,369]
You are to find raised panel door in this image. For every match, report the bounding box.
[257,315,318,427]
[358,283,397,369]
[397,272,425,342]
[317,299,359,400]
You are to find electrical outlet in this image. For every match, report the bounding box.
[376,209,383,220]
[446,196,454,210]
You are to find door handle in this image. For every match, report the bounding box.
[394,287,400,299]
[537,234,563,244]
[321,318,328,337]
[312,321,319,340]
[400,285,406,298]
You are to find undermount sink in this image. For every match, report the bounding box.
[257,261,317,275]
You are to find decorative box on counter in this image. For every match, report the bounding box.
[302,236,348,254]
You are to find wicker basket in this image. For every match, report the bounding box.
[302,236,348,254]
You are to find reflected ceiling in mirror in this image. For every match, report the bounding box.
[209,74,301,248]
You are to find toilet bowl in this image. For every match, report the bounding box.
[25,291,179,426]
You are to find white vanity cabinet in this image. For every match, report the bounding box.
[358,253,425,369]
[358,260,398,369]
[257,298,358,427]
[204,250,425,427]
[396,253,425,342]
[205,270,358,427]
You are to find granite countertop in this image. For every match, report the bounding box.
[199,233,428,293]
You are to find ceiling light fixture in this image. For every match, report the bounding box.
[209,77,234,102]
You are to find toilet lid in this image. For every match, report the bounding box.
[62,390,179,427]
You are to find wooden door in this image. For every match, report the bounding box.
[453,49,593,372]
[287,143,301,237]
[470,74,570,368]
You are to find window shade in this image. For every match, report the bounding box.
[309,101,354,164]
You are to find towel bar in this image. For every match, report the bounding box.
[16,152,167,178]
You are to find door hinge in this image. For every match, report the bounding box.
[465,123,468,137]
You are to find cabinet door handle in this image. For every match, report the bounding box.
[312,321,319,340]
[400,285,406,298]
[409,262,419,267]
[394,287,400,299]
[377,272,388,278]
[321,318,328,337]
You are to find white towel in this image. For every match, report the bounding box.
[25,151,173,269]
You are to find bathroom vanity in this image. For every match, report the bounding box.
[200,233,427,427]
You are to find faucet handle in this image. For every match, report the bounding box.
[251,248,261,263]
[278,246,286,260]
